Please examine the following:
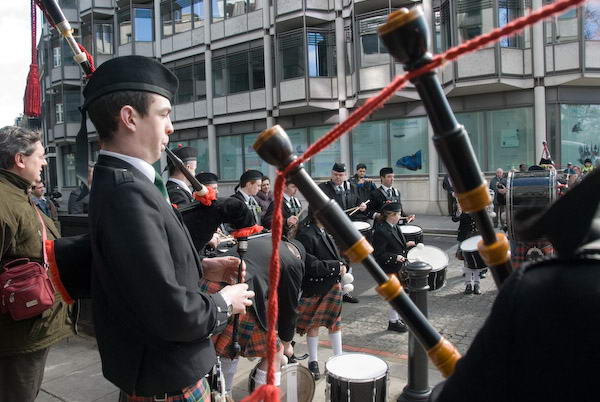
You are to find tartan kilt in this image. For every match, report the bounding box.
[511,240,555,270]
[119,377,210,402]
[199,278,276,359]
[296,282,342,335]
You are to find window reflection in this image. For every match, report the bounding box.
[584,3,600,40]
[135,8,154,41]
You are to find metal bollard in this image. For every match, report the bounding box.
[398,260,433,402]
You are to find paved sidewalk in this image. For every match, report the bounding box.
[37,215,490,402]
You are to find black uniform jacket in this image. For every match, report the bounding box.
[88,155,229,396]
[230,191,260,226]
[318,180,368,221]
[262,197,301,230]
[434,256,600,402]
[166,179,194,207]
[372,222,408,274]
[368,186,404,217]
[295,224,343,297]
[452,211,478,243]
[179,197,255,253]
[223,236,304,342]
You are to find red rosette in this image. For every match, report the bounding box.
[193,185,217,206]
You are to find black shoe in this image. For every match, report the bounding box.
[387,320,408,333]
[343,294,359,303]
[473,283,481,295]
[308,361,320,380]
[464,284,473,295]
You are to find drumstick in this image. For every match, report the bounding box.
[348,200,370,216]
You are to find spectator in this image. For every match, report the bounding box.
[67,162,94,214]
[519,163,528,173]
[582,158,594,175]
[31,180,59,224]
[255,176,273,218]
[489,168,507,228]
[349,163,377,204]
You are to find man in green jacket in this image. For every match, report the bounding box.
[0,126,75,402]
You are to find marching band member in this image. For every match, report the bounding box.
[262,181,302,234]
[231,170,264,226]
[295,214,348,380]
[165,145,197,207]
[82,55,254,400]
[372,202,416,333]
[368,167,415,224]
[452,201,484,295]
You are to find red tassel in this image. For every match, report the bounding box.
[24,63,41,117]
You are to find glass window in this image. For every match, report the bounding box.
[161,0,173,37]
[62,145,77,187]
[96,23,113,54]
[358,15,389,67]
[194,61,207,100]
[55,103,64,124]
[279,31,305,79]
[498,0,524,48]
[560,104,600,168]
[174,65,194,104]
[218,135,243,180]
[307,31,333,77]
[135,8,154,41]
[213,0,225,22]
[118,8,132,45]
[193,0,204,26]
[351,121,388,175]
[53,46,61,67]
[286,128,308,158]
[174,0,193,33]
[456,111,485,170]
[226,0,246,18]
[487,107,534,171]
[62,41,75,66]
[176,139,209,172]
[213,57,227,97]
[250,48,265,89]
[248,0,260,12]
[243,133,269,173]
[228,52,250,93]
[456,0,494,44]
[434,3,451,53]
[584,2,600,40]
[309,126,340,177]
[82,22,92,54]
[64,90,81,123]
[390,117,429,175]
[545,0,578,43]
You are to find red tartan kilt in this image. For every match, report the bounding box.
[199,278,275,359]
[511,241,555,270]
[296,282,342,335]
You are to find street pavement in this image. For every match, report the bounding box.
[36,215,499,402]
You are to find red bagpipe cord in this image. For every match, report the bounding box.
[24,0,41,117]
[243,0,585,400]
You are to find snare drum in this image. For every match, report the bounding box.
[460,236,486,270]
[248,362,315,402]
[325,354,388,402]
[407,245,449,291]
[400,225,423,244]
[352,221,373,241]
[506,171,558,241]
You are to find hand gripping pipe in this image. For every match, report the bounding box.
[253,125,460,377]
[379,7,512,287]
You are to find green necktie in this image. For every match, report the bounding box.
[154,172,170,204]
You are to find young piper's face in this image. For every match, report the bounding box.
[387,211,401,225]
[136,94,174,163]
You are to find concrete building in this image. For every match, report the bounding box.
[38,0,600,214]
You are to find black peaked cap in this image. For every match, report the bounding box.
[382,202,402,213]
[196,172,219,185]
[171,146,197,163]
[83,55,178,108]
[332,162,346,172]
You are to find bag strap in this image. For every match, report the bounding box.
[30,200,48,267]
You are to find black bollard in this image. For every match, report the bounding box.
[398,260,433,402]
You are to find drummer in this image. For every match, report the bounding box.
[368,167,415,227]
[452,201,484,295]
[372,202,416,333]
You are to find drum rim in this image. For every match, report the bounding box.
[460,235,482,252]
[352,221,372,230]
[324,353,389,382]
[406,245,449,271]
[400,225,422,234]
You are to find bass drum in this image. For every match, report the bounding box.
[506,171,557,241]
[248,362,315,402]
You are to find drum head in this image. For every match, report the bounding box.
[400,225,422,234]
[460,235,482,253]
[407,245,449,271]
[325,353,388,382]
[248,363,314,402]
[352,221,371,231]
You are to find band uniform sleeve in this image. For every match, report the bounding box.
[304,252,340,279]
[262,200,275,230]
[95,184,223,343]
[373,227,399,270]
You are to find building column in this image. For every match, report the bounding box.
[532,0,546,161]
[427,122,440,214]
[335,0,350,168]
[205,0,217,173]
